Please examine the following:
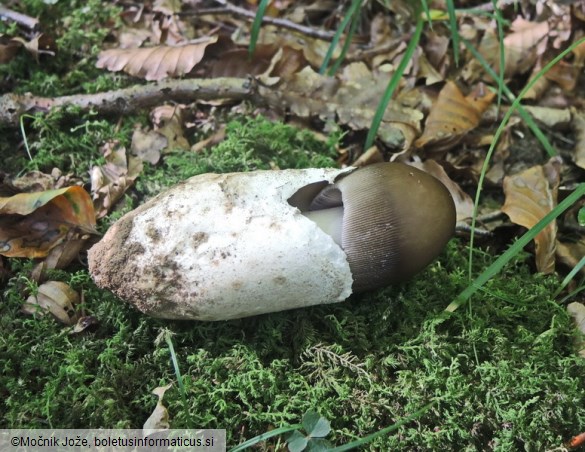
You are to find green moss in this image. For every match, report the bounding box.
[2,235,584,449]
[2,108,140,175]
[2,114,584,448]
[0,0,129,96]
[134,116,340,197]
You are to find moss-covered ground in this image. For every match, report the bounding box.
[1,1,584,450]
[2,116,585,449]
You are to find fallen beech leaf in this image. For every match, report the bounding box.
[22,281,80,325]
[0,36,22,63]
[143,383,173,435]
[352,147,384,167]
[96,36,217,81]
[0,186,97,258]
[130,128,166,164]
[545,60,579,92]
[10,171,56,192]
[31,239,87,283]
[150,106,190,152]
[8,169,81,193]
[504,19,549,73]
[480,19,549,78]
[275,64,422,151]
[415,81,494,152]
[501,157,562,274]
[522,106,571,129]
[209,45,274,78]
[91,141,143,219]
[11,33,56,61]
[567,302,585,359]
[556,239,585,277]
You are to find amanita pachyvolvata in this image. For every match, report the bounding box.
[88,163,456,320]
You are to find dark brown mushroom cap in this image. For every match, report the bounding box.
[310,162,456,292]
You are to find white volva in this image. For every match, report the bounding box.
[88,168,354,321]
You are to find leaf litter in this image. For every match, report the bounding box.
[1,0,585,447]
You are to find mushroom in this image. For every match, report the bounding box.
[88,163,456,321]
[297,162,456,292]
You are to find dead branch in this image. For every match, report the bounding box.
[181,0,337,41]
[0,78,254,126]
[0,5,39,31]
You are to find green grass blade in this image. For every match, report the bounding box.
[364,15,424,150]
[464,36,585,299]
[319,0,362,74]
[446,182,585,312]
[420,0,433,29]
[559,284,585,304]
[554,256,585,298]
[445,0,459,66]
[328,3,361,75]
[163,330,188,407]
[462,37,555,157]
[230,425,302,452]
[19,114,35,162]
[329,401,435,451]
[248,0,270,57]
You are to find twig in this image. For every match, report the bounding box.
[455,222,492,237]
[455,211,505,236]
[0,5,39,31]
[180,0,337,41]
[0,78,255,126]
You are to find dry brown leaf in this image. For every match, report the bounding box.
[143,383,173,435]
[90,141,143,219]
[415,81,494,152]
[545,60,580,92]
[556,239,585,277]
[424,31,450,74]
[543,31,585,92]
[7,169,81,193]
[501,157,562,274]
[522,106,571,129]
[272,64,422,151]
[0,186,97,258]
[22,281,80,325]
[130,127,167,164]
[505,18,549,73]
[96,36,217,81]
[254,26,340,69]
[209,47,273,78]
[11,34,56,62]
[0,36,22,63]
[151,105,190,152]
[31,239,87,283]
[10,171,56,192]
[417,53,443,85]
[352,147,384,167]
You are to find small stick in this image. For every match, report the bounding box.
[0,77,255,126]
[0,5,40,31]
[180,0,337,41]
